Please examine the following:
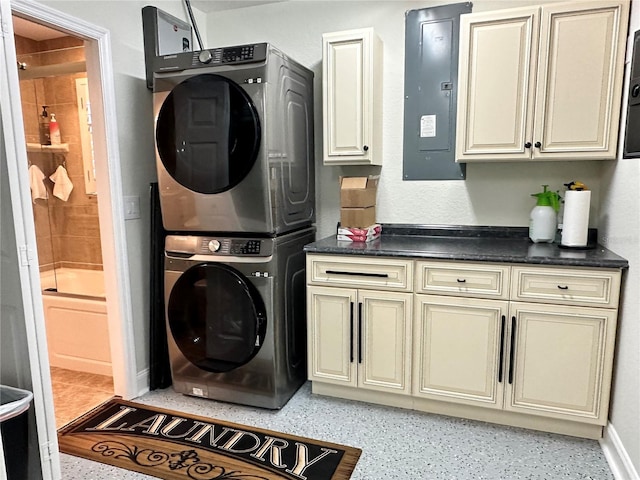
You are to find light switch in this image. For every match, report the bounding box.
[124,196,140,220]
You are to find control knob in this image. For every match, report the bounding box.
[208,239,221,252]
[198,50,213,64]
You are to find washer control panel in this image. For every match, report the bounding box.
[230,239,261,255]
[165,235,273,257]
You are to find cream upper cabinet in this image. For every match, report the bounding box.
[505,302,618,424]
[456,1,629,162]
[322,28,383,165]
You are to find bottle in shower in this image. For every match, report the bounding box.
[39,105,51,145]
[49,113,61,145]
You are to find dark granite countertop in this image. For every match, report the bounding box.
[304,225,629,269]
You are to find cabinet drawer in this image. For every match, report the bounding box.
[307,255,413,291]
[415,261,510,299]
[511,266,621,308]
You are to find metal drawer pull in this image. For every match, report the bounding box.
[557,285,569,290]
[456,278,466,283]
[326,270,389,278]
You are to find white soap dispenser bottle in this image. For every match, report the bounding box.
[49,113,61,145]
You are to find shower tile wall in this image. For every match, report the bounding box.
[16,34,102,271]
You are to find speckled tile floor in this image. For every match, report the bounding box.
[59,382,613,479]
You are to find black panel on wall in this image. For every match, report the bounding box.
[403,2,472,180]
[623,30,640,158]
[149,182,171,390]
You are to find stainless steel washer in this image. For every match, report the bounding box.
[153,43,315,235]
[164,227,315,409]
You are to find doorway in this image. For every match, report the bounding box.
[9,0,137,410]
[12,18,116,427]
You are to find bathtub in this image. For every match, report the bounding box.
[40,268,112,376]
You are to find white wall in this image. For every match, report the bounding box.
[599,2,640,476]
[204,0,604,239]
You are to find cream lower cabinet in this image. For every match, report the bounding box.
[413,261,620,427]
[307,286,412,394]
[307,254,622,437]
[306,255,413,394]
[413,295,508,409]
[505,302,617,424]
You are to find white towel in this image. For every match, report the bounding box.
[28,164,48,203]
[49,165,74,201]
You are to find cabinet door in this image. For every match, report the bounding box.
[505,302,617,424]
[533,1,629,159]
[413,295,508,409]
[358,291,413,394]
[307,286,357,387]
[322,29,381,165]
[456,7,539,161]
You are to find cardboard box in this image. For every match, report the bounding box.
[340,176,379,208]
[340,206,376,229]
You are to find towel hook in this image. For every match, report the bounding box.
[54,153,66,169]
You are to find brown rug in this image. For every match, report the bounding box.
[58,397,361,480]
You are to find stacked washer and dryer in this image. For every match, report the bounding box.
[152,43,315,409]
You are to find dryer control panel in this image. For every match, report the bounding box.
[154,43,268,74]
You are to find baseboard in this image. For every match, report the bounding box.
[601,423,640,480]
[136,368,150,398]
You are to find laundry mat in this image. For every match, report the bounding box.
[58,398,361,480]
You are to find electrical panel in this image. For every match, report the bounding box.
[624,29,640,158]
[402,3,472,180]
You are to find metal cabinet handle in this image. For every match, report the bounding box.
[358,302,363,364]
[363,145,369,151]
[534,141,541,148]
[349,302,354,363]
[524,142,532,149]
[456,278,466,283]
[498,315,506,383]
[508,316,516,384]
[557,285,569,290]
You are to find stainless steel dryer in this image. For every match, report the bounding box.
[153,43,315,235]
[164,227,315,409]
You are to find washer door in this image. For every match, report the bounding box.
[167,263,267,373]
[156,73,261,194]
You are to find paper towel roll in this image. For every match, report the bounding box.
[561,190,591,247]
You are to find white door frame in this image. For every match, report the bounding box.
[1,1,139,475]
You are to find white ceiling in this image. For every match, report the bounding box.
[190,1,286,13]
[11,2,286,40]
[12,16,68,41]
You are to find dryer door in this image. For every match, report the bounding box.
[167,263,266,373]
[156,74,261,194]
